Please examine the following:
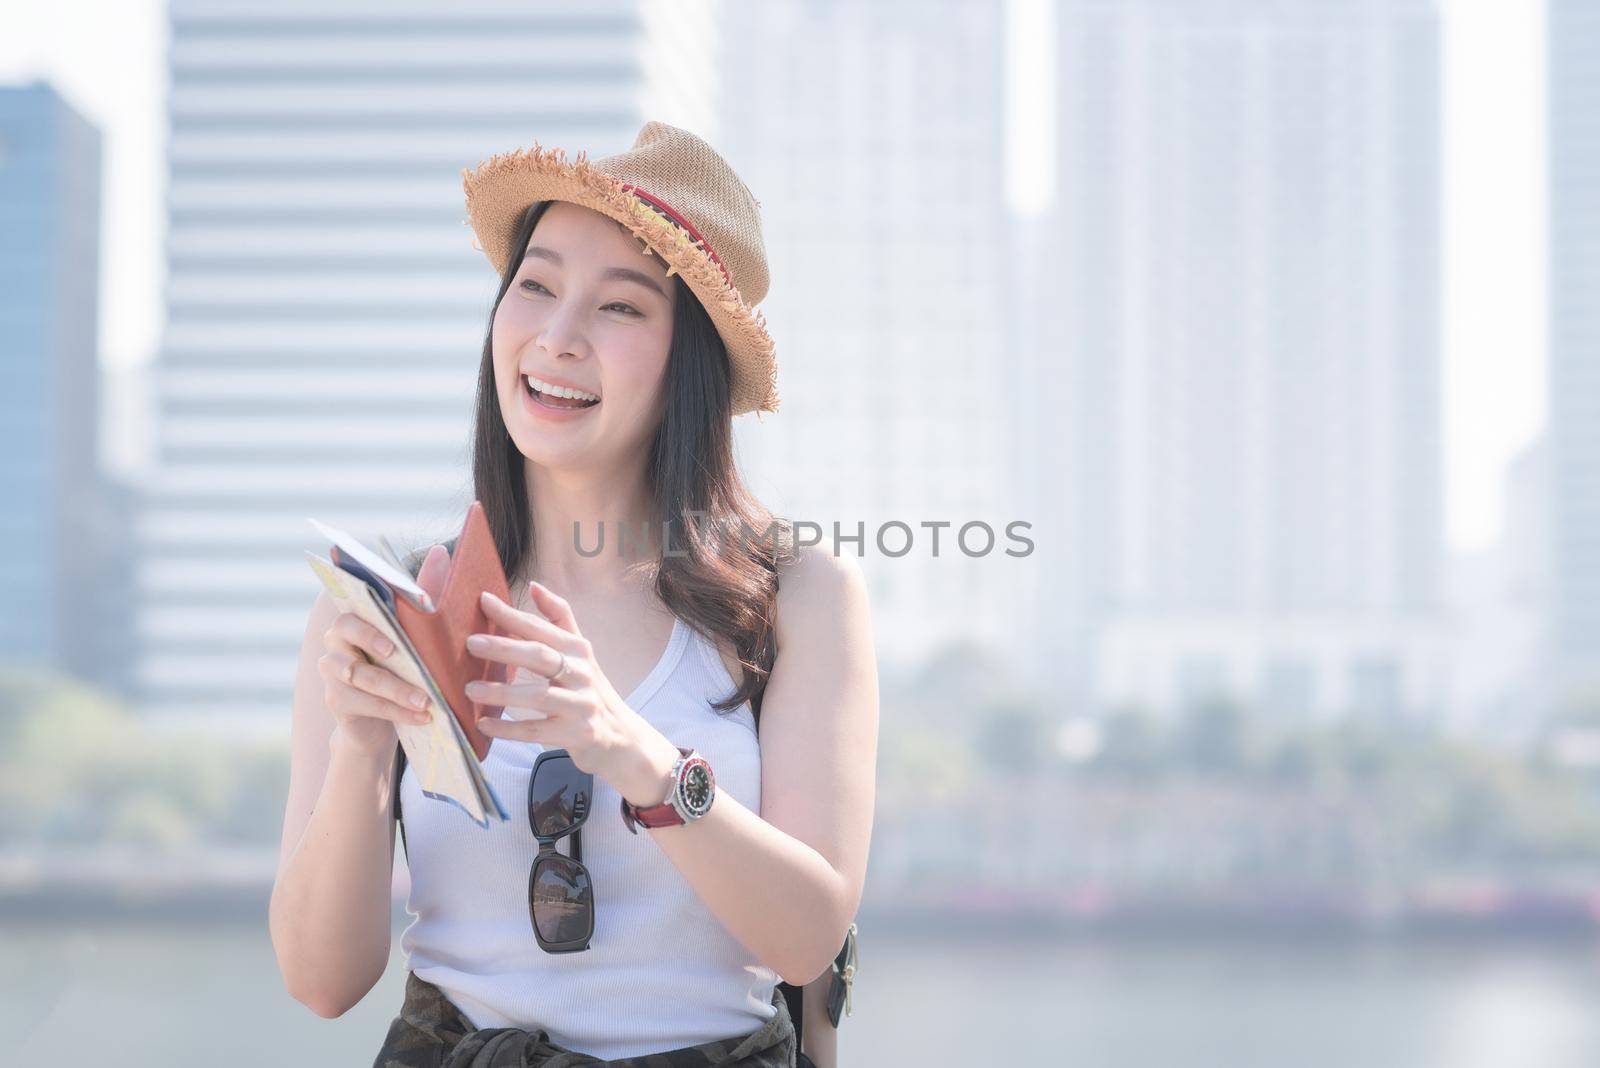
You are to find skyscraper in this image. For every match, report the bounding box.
[1052,0,1447,721]
[0,81,132,695]
[138,1,700,730]
[716,0,1023,681]
[1548,0,1600,713]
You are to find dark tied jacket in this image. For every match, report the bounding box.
[372,969,797,1067]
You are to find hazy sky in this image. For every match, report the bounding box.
[1,0,1549,554]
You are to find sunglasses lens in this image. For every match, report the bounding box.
[529,752,590,838]
[826,972,847,1026]
[530,854,593,945]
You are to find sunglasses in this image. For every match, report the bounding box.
[825,922,858,1026]
[526,748,596,952]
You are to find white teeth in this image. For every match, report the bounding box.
[525,375,599,402]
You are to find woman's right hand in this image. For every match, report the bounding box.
[317,544,452,754]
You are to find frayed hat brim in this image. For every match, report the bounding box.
[462,142,779,418]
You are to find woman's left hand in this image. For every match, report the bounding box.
[464,581,676,802]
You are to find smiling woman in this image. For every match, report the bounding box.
[491,202,675,442]
[270,121,876,1068]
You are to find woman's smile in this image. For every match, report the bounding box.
[521,372,602,421]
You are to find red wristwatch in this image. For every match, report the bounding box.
[620,746,715,834]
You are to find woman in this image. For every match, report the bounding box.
[269,121,879,1068]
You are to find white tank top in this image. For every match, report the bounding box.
[396,614,779,1059]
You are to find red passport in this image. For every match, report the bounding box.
[304,499,515,826]
[385,501,513,763]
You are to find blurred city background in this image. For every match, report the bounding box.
[2,0,1597,1064]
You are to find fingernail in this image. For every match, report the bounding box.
[410,692,427,709]
[467,635,487,651]
[377,638,396,657]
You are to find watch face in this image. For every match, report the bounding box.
[678,759,714,817]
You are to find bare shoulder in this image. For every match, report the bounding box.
[766,541,877,720]
[773,542,870,651]
[707,543,870,684]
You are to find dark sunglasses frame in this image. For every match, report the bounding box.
[526,748,596,953]
[824,922,858,1026]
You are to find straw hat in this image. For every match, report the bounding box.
[460,121,779,417]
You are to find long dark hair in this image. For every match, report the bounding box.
[467,200,795,723]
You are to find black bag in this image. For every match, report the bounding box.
[390,539,850,1064]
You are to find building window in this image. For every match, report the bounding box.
[1176,652,1230,713]
[1348,654,1402,719]
[1262,654,1316,720]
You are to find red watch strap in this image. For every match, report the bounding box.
[620,746,695,835]
[634,803,686,828]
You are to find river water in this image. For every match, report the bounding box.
[5,916,1600,1066]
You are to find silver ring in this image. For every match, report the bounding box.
[550,651,571,686]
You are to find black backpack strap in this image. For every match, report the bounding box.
[393,739,408,864]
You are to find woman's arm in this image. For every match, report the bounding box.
[268,591,401,1018]
[611,546,880,985]
[800,966,839,1067]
